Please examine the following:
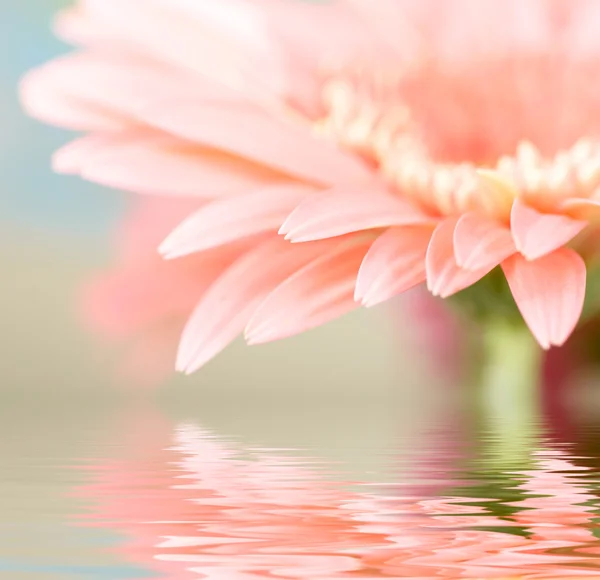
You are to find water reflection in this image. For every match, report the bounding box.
[74,409,600,579]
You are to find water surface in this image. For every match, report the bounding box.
[4,385,600,579]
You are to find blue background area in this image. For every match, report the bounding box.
[0,3,152,578]
[0,1,123,238]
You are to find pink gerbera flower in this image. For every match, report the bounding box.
[21,0,600,372]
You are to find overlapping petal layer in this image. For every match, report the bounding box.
[22,0,600,372]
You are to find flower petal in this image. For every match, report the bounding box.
[54,6,107,46]
[53,134,122,174]
[140,102,373,186]
[68,131,291,197]
[280,187,435,243]
[474,169,518,219]
[20,63,126,131]
[502,249,586,349]
[355,226,432,306]
[176,237,336,373]
[20,51,244,131]
[160,186,313,258]
[560,198,600,223]
[511,198,587,261]
[426,217,493,298]
[245,240,371,345]
[82,0,285,98]
[453,212,516,271]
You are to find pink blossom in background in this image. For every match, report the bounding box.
[391,289,468,383]
[80,197,254,384]
[76,422,600,578]
[21,0,600,373]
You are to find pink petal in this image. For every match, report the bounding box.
[344,0,413,57]
[280,187,435,242]
[502,249,586,349]
[20,52,243,131]
[245,240,372,345]
[560,197,600,222]
[176,237,338,373]
[264,0,394,66]
[83,0,285,100]
[66,131,288,196]
[52,134,122,174]
[19,65,126,131]
[511,198,587,260]
[140,102,372,186]
[248,0,400,116]
[53,5,120,48]
[355,226,432,306]
[160,186,313,258]
[453,212,516,271]
[426,217,493,298]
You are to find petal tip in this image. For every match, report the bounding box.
[157,244,180,261]
[353,287,364,303]
[361,296,379,308]
[278,218,293,236]
[175,358,190,375]
[244,325,271,346]
[51,151,75,174]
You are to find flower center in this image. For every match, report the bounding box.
[316,54,600,217]
[400,55,600,166]
[320,54,600,165]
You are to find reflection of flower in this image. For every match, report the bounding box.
[77,422,600,578]
[21,1,600,373]
[77,422,390,579]
[513,451,598,546]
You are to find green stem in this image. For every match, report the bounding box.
[475,320,543,469]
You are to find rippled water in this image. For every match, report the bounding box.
[4,387,600,579]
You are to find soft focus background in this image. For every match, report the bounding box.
[0,3,445,578]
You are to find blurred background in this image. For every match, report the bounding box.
[2,0,124,395]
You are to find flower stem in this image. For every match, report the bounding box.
[474,320,543,468]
